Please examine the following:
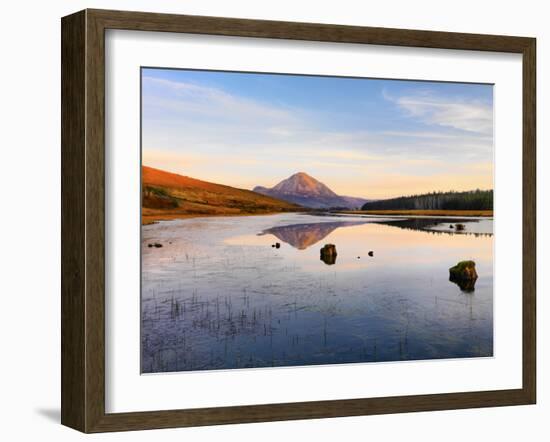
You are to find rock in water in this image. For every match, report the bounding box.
[449,260,478,292]
[320,244,337,265]
[368,251,374,257]
[455,223,466,231]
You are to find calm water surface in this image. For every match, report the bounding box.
[141,213,493,373]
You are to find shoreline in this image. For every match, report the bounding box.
[143,209,493,225]
[142,210,307,225]
[334,209,493,217]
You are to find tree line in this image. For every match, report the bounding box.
[361,189,493,211]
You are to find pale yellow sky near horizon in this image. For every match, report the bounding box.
[143,149,493,199]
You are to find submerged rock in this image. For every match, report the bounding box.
[449,260,478,292]
[320,244,337,265]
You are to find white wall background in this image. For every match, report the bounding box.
[0,0,546,440]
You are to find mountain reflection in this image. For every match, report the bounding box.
[259,221,367,249]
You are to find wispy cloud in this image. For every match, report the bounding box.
[143,76,297,128]
[142,72,494,198]
[387,91,493,135]
[379,129,492,141]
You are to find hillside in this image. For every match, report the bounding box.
[254,172,370,209]
[142,166,302,224]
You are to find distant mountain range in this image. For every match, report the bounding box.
[253,172,370,209]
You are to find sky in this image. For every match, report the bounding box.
[141,67,493,199]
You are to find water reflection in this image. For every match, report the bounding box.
[374,217,493,237]
[258,216,492,253]
[258,220,368,249]
[450,276,477,293]
[141,213,493,373]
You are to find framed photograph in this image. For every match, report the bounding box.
[61,9,536,433]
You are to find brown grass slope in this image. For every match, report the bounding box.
[142,166,302,224]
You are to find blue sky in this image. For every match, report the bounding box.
[141,68,493,199]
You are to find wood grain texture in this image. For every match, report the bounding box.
[522,38,537,403]
[85,9,107,433]
[61,8,537,433]
[89,8,532,52]
[61,10,86,432]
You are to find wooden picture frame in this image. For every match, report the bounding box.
[61,8,536,433]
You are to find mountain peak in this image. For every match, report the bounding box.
[292,171,312,178]
[270,172,338,198]
[288,172,319,186]
[253,172,368,209]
